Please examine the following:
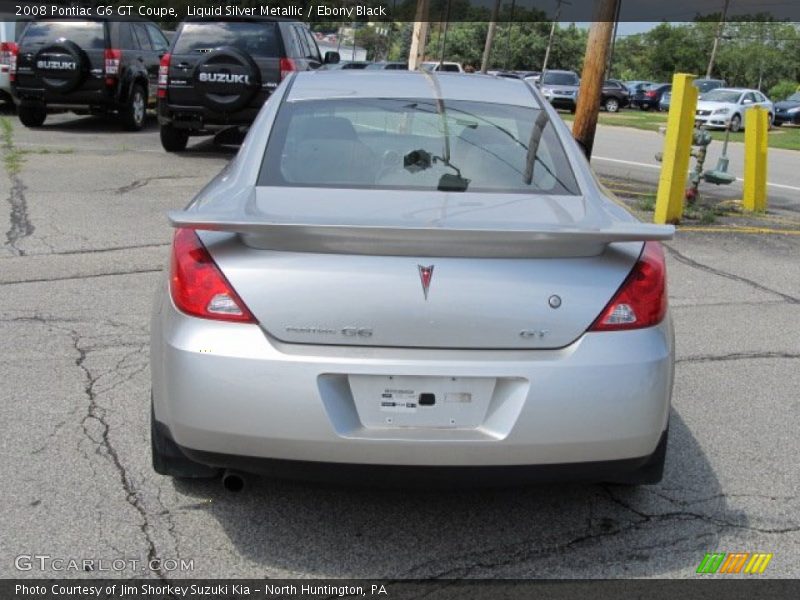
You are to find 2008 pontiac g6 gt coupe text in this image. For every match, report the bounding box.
[150,71,675,487]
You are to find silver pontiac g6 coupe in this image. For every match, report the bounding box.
[150,71,675,487]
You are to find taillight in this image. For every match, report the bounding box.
[1,42,18,80]
[170,228,256,323]
[279,57,296,81]
[104,48,121,85]
[589,242,667,332]
[157,52,171,99]
[646,90,657,98]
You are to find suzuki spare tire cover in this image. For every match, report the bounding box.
[34,39,87,94]
[193,47,261,113]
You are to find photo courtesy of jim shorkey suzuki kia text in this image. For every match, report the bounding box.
[13,3,388,19]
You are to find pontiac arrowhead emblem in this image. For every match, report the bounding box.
[418,265,434,300]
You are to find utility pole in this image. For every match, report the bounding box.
[606,0,623,78]
[480,0,501,73]
[542,0,570,75]
[572,0,619,160]
[504,0,516,70]
[706,0,731,79]
[408,0,430,70]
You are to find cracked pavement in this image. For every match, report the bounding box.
[0,113,798,579]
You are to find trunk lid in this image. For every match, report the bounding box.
[179,188,673,350]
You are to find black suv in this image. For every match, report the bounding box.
[601,80,630,112]
[158,18,339,152]
[12,19,169,130]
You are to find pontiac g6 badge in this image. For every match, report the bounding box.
[418,265,434,300]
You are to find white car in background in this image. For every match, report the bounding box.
[420,61,464,73]
[0,20,28,109]
[695,88,774,132]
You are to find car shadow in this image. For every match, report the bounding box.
[34,113,160,133]
[178,137,239,159]
[171,409,741,577]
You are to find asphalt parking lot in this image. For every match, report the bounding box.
[1,112,798,579]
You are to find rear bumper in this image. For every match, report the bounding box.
[152,289,674,473]
[774,112,800,125]
[166,429,669,486]
[13,86,114,109]
[158,101,262,130]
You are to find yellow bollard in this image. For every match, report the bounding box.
[742,107,768,212]
[654,73,698,224]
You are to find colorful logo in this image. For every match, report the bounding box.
[696,552,773,574]
[418,265,434,300]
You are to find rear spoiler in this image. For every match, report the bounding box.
[168,211,674,258]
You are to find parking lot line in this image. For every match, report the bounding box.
[594,155,800,192]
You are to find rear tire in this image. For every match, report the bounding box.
[151,397,219,479]
[160,124,189,152]
[121,84,147,131]
[604,97,620,113]
[18,105,47,128]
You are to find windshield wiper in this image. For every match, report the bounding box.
[524,111,550,185]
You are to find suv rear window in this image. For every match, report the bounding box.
[174,21,279,56]
[21,21,105,49]
[260,98,580,195]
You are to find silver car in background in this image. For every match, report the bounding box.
[538,69,581,113]
[151,71,675,488]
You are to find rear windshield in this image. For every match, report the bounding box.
[259,98,580,195]
[21,21,105,49]
[174,21,279,56]
[542,72,579,86]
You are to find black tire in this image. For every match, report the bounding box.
[640,103,652,112]
[18,105,47,127]
[604,97,620,113]
[121,84,147,131]
[729,113,742,133]
[160,124,189,152]
[151,398,219,478]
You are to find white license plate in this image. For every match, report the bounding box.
[348,375,496,429]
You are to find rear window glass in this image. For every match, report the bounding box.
[21,21,105,49]
[259,98,580,195]
[174,21,279,56]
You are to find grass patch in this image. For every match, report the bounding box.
[0,117,24,175]
[560,110,800,151]
[636,193,657,212]
[21,147,75,155]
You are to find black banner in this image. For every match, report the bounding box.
[3,0,800,23]
[3,580,800,600]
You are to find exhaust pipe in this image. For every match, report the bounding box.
[221,469,247,493]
